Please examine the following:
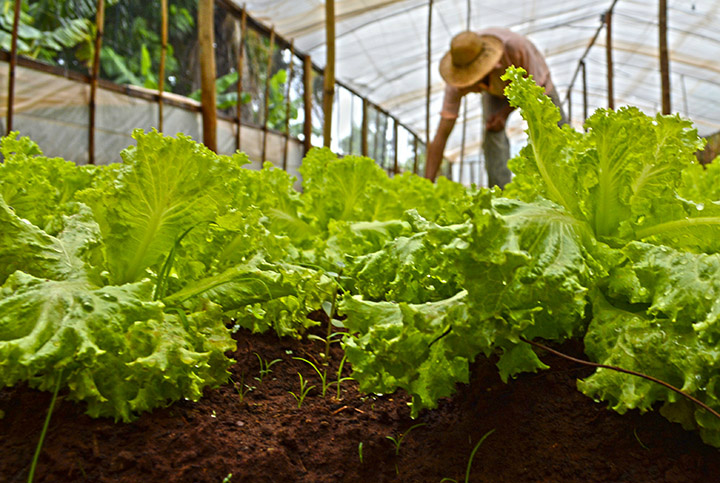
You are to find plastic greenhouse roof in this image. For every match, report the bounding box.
[238,0,720,163]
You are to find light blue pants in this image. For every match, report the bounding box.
[482,86,567,188]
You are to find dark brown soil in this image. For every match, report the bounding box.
[2,324,719,483]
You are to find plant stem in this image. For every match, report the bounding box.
[521,337,720,422]
[28,374,62,483]
[465,429,494,483]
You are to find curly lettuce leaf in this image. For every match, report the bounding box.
[341,291,475,417]
[0,195,101,284]
[0,132,98,234]
[502,67,584,218]
[299,148,391,229]
[344,210,471,304]
[580,289,720,446]
[79,129,249,284]
[0,272,234,421]
[459,195,603,350]
[503,67,720,252]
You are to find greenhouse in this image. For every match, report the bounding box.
[2,1,720,482]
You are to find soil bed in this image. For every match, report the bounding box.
[2,325,719,483]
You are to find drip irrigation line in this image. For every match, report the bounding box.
[521,336,720,422]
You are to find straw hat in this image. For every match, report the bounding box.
[439,31,503,88]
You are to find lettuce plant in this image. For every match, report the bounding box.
[340,68,720,447]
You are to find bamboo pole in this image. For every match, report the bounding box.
[348,93,355,154]
[460,0,470,181]
[413,135,418,174]
[459,98,467,183]
[261,27,275,162]
[322,0,335,147]
[89,0,105,164]
[283,40,295,170]
[361,98,368,156]
[6,0,21,135]
[392,119,398,174]
[198,0,217,152]
[374,108,381,164]
[302,54,312,154]
[581,60,588,122]
[236,5,247,150]
[426,0,433,150]
[158,0,168,132]
[469,157,476,185]
[605,9,614,109]
[659,0,671,114]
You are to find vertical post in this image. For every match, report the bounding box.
[89,0,105,164]
[261,27,275,162]
[426,0,433,150]
[348,95,355,154]
[6,0,21,135]
[581,60,588,122]
[322,0,335,147]
[283,40,295,170]
[460,0,470,183]
[374,108,381,164]
[659,0,671,114]
[459,98,467,183]
[361,98,368,156]
[158,0,168,132]
[380,114,388,167]
[413,135,418,174]
[236,5,247,151]
[567,90,572,125]
[605,9,614,110]
[392,119,398,174]
[198,0,217,152]
[302,55,312,154]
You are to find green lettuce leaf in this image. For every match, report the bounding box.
[0,272,234,421]
[341,291,474,417]
[79,129,249,284]
[0,132,98,234]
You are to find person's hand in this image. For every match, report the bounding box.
[485,112,506,132]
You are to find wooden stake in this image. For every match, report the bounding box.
[459,97,467,183]
[198,0,217,152]
[302,54,312,155]
[261,27,275,162]
[6,0,21,135]
[374,108,381,163]
[158,0,168,132]
[426,0,433,150]
[659,0,671,114]
[322,0,335,147]
[581,60,588,122]
[361,98,368,156]
[89,0,105,164]
[392,119,398,174]
[348,93,355,154]
[283,40,295,170]
[236,5,247,151]
[605,9,614,109]
[413,135,418,174]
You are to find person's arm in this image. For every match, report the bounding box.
[425,116,456,181]
[425,85,462,181]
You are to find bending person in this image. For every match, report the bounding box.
[426,28,567,187]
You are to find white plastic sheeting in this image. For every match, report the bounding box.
[0,62,306,183]
[239,0,720,167]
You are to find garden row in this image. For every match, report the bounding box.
[2,68,720,447]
